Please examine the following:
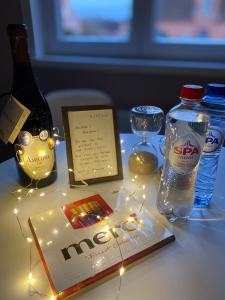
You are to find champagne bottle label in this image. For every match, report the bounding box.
[16,130,55,180]
[169,134,201,174]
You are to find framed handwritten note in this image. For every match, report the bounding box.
[62,106,123,185]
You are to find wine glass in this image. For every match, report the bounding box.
[129,106,164,174]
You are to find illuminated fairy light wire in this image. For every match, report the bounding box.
[11,130,149,300]
[10,127,92,298]
[13,194,147,300]
[11,131,63,299]
[12,210,51,299]
[13,204,129,300]
[12,184,143,299]
[12,137,89,200]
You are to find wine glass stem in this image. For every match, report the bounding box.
[141,136,148,144]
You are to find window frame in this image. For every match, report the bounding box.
[25,0,225,63]
[39,0,139,57]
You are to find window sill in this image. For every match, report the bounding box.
[32,54,225,77]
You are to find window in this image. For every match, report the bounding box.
[60,0,133,40]
[28,0,225,62]
[154,0,225,41]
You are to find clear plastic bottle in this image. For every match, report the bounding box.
[194,84,225,207]
[157,85,209,222]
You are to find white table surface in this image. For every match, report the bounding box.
[0,133,225,300]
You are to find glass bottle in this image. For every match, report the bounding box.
[7,24,57,187]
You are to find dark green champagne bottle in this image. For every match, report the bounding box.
[7,24,57,187]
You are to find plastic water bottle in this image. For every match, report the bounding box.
[157,85,209,222]
[194,84,225,207]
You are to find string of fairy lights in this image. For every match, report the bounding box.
[12,131,148,300]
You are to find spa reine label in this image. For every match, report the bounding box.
[169,135,201,174]
[16,130,55,180]
[203,127,223,153]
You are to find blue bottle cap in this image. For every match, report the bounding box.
[202,83,225,110]
[206,83,225,98]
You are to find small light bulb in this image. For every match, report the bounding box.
[80,212,86,217]
[53,229,58,235]
[119,266,125,276]
[40,192,45,197]
[19,162,24,166]
[53,133,58,137]
[56,140,60,145]
[28,272,32,280]
[142,194,146,199]
[96,215,101,220]
[39,151,46,157]
[14,208,18,215]
[45,171,50,176]
[28,189,34,194]
[121,149,125,153]
[68,168,73,172]
[17,197,21,200]
[17,189,22,193]
[120,139,124,144]
[32,171,36,175]
[27,237,33,243]
[142,185,146,190]
[127,216,133,222]
[62,192,67,197]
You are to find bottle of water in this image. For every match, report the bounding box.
[157,85,209,222]
[194,84,225,207]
